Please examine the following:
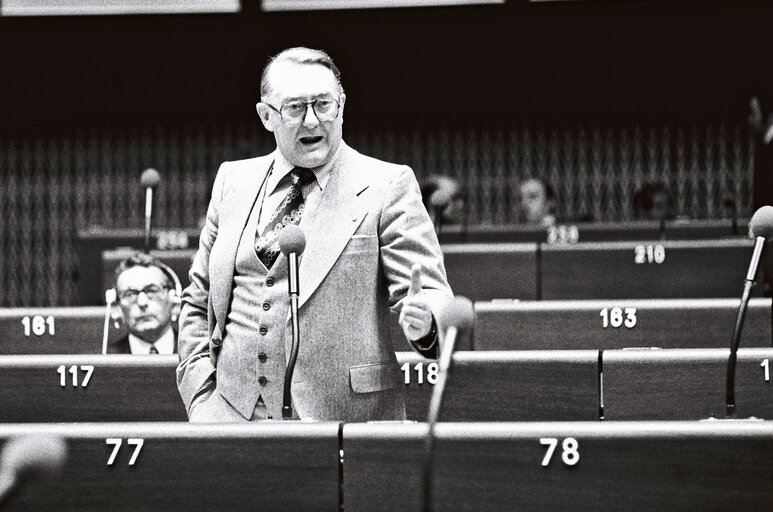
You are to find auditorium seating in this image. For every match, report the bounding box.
[343,421,773,511]
[0,422,340,511]
[0,352,599,423]
[3,298,767,354]
[79,223,759,305]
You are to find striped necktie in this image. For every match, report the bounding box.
[255,167,316,268]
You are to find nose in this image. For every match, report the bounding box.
[302,103,320,127]
[136,291,150,307]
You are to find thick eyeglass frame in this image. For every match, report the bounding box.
[117,284,172,305]
[263,96,342,125]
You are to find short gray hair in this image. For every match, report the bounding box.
[260,46,343,100]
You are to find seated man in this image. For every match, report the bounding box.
[519,177,557,226]
[420,174,465,229]
[109,252,179,354]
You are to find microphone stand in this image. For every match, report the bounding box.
[144,186,153,254]
[726,236,766,417]
[283,251,301,420]
[421,325,460,512]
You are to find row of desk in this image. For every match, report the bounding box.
[2,298,770,354]
[2,420,773,511]
[76,221,764,304]
[92,239,763,303]
[2,349,772,423]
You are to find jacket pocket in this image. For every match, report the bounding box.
[349,362,401,393]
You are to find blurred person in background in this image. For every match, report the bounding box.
[420,174,465,230]
[519,177,556,226]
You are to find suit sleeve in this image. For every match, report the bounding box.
[378,165,453,357]
[176,166,225,416]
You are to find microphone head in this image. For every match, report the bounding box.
[749,205,773,239]
[0,434,68,481]
[437,296,475,331]
[278,225,306,256]
[140,168,161,189]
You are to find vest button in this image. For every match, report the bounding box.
[258,352,267,362]
[266,278,274,287]
[263,302,271,311]
[258,376,268,385]
[259,325,268,335]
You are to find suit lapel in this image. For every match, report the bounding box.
[212,155,273,330]
[298,146,369,309]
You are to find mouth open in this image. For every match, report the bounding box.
[299,136,324,145]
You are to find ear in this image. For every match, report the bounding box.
[256,102,275,132]
[168,289,181,324]
[338,93,346,120]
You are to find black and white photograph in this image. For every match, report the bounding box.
[1,0,773,510]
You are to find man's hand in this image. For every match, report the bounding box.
[399,263,435,341]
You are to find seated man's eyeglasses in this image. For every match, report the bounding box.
[118,285,171,304]
[264,97,341,125]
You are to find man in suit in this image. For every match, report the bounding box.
[177,47,452,422]
[108,252,179,355]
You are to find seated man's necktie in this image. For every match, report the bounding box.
[255,167,316,268]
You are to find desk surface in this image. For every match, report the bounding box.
[474,298,772,350]
[344,420,773,512]
[0,422,340,512]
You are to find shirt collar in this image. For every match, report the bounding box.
[269,141,344,194]
[128,326,175,355]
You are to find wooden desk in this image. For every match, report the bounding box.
[343,421,773,511]
[0,352,599,423]
[474,298,772,350]
[441,243,538,301]
[603,348,773,420]
[0,422,340,512]
[0,307,126,354]
[436,219,748,244]
[0,355,186,422]
[541,239,760,299]
[398,351,599,422]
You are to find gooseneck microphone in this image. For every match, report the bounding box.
[0,434,68,507]
[726,205,773,417]
[278,225,306,420]
[421,297,475,512]
[140,168,161,254]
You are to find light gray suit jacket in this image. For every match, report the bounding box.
[176,142,452,422]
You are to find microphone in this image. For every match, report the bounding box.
[421,297,475,512]
[725,205,773,417]
[278,225,306,420]
[102,288,117,355]
[140,168,161,254]
[0,434,68,507]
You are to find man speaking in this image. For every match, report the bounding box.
[177,47,452,422]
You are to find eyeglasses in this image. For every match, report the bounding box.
[264,97,341,126]
[117,284,170,305]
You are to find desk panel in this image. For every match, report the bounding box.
[397,351,599,422]
[442,243,538,301]
[603,348,773,420]
[0,355,186,422]
[0,307,119,354]
[474,298,772,350]
[541,239,759,299]
[0,422,339,512]
[344,421,773,512]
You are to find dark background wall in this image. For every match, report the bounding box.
[1,0,771,129]
[0,0,770,306]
